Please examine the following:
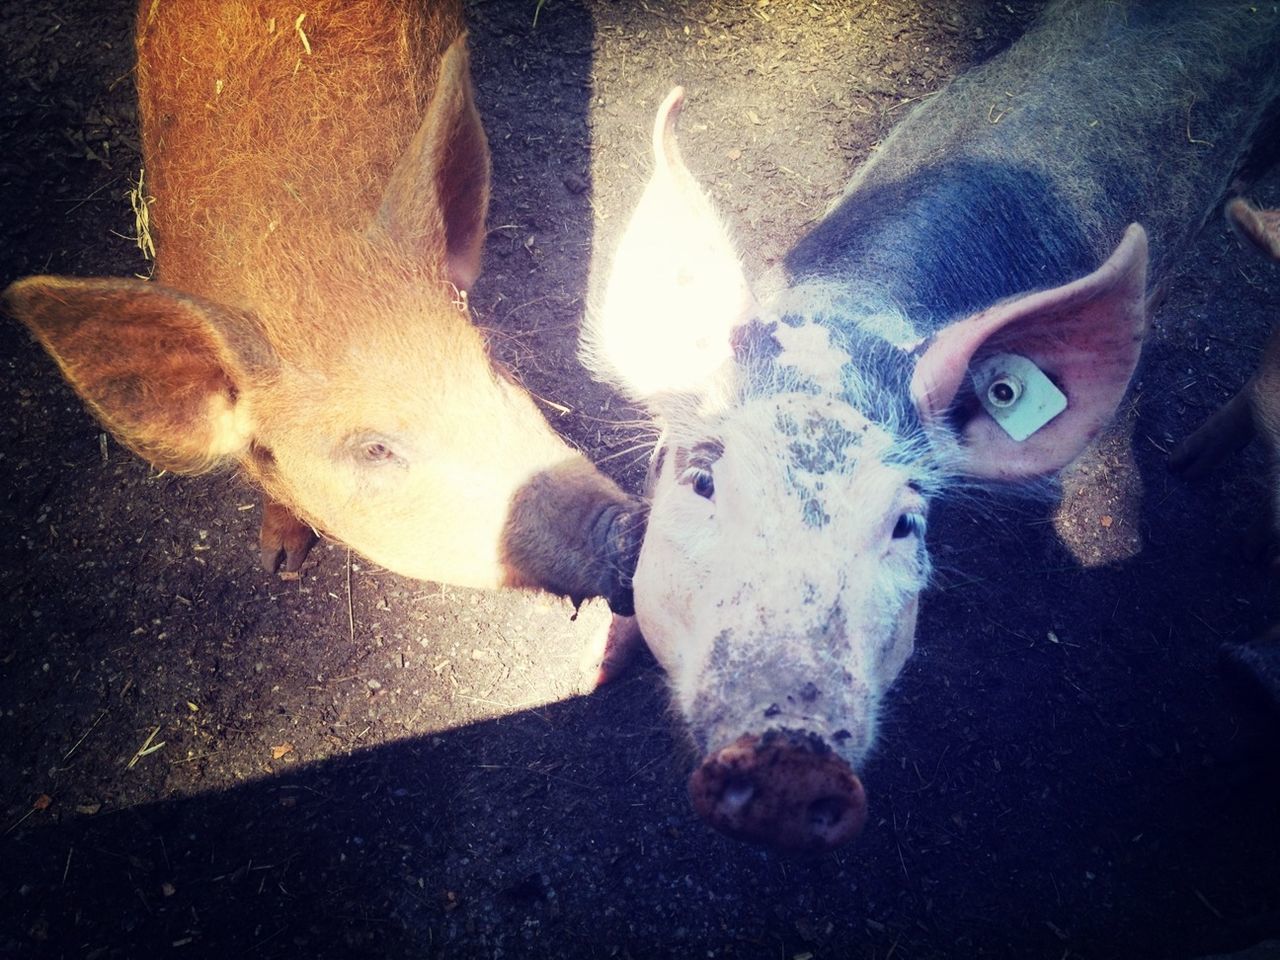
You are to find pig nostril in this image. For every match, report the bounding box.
[720,778,755,815]
[807,795,850,835]
[690,734,867,852]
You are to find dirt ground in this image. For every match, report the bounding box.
[2,1,1279,958]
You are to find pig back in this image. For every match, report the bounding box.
[133,0,466,303]
[788,0,1280,337]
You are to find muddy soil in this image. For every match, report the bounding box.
[2,1,1278,958]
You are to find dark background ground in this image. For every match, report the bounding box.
[2,1,1279,958]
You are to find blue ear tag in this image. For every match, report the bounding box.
[971,353,1067,442]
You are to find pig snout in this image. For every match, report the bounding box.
[689,729,867,854]
[499,459,647,614]
[595,497,647,616]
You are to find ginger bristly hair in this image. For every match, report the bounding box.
[135,0,467,313]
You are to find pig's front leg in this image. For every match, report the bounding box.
[1171,390,1280,565]
[260,498,318,578]
[1220,623,1280,728]
[579,614,648,690]
[1173,323,1280,563]
[1170,388,1257,479]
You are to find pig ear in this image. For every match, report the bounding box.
[4,276,274,474]
[910,224,1149,480]
[1227,197,1280,262]
[374,34,490,290]
[585,87,755,409]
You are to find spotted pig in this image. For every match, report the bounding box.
[589,1,1280,851]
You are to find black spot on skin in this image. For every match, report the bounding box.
[802,498,830,529]
[820,605,848,645]
[731,318,783,363]
[764,703,781,718]
[709,629,733,671]
[759,727,831,757]
[799,682,820,703]
[833,729,852,743]
[783,414,872,529]
[788,415,863,475]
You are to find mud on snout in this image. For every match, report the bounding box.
[689,727,868,854]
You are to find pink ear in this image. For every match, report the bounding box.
[1226,198,1280,263]
[585,87,756,405]
[910,224,1149,480]
[374,35,490,291]
[4,275,272,473]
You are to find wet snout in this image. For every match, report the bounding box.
[688,728,867,854]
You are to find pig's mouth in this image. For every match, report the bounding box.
[688,727,867,854]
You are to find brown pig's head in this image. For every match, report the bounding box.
[3,37,644,610]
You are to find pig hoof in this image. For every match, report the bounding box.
[1169,432,1223,479]
[260,501,319,576]
[689,730,867,854]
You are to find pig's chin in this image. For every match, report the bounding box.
[628,553,694,678]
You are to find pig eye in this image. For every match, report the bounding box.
[345,432,408,472]
[893,513,925,539]
[680,466,715,500]
[352,436,405,468]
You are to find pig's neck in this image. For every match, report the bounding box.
[781,158,1097,339]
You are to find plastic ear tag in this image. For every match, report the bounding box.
[972,353,1067,442]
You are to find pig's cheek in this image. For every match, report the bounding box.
[631,541,691,677]
[878,595,918,685]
